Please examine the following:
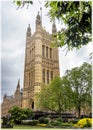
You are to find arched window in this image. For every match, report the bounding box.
[47,70,49,83]
[31,71,33,87]
[32,101,34,109]
[29,72,30,86]
[42,45,45,57]
[42,69,45,83]
[46,47,48,58]
[50,48,52,59]
[51,71,53,80]
[29,99,34,109]
[30,50,31,61]
[32,48,33,59]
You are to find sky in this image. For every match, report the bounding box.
[1,1,93,102]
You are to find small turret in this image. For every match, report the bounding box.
[3,94,7,100]
[36,11,41,25]
[36,11,42,31]
[17,79,20,90]
[52,22,57,35]
[14,79,20,98]
[27,24,31,37]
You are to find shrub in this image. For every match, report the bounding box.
[44,118,49,124]
[38,117,49,124]
[28,120,39,125]
[22,120,39,126]
[56,117,62,122]
[74,118,92,128]
[51,121,61,126]
[37,123,47,127]
[61,122,73,127]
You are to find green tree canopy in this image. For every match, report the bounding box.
[36,77,72,115]
[65,62,92,117]
[8,106,34,124]
[45,1,92,50]
[13,1,92,50]
[36,62,92,118]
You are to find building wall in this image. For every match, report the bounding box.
[1,12,60,116]
[1,81,22,117]
[22,12,60,110]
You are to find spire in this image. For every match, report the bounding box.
[52,22,57,35]
[40,7,42,25]
[27,24,31,37]
[17,79,20,89]
[4,94,7,100]
[36,11,41,26]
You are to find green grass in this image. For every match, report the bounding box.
[13,125,49,129]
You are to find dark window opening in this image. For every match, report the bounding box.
[47,70,49,84]
[46,47,48,58]
[43,69,45,83]
[42,45,45,57]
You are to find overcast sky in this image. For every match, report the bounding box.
[1,1,92,102]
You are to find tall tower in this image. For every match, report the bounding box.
[22,12,59,110]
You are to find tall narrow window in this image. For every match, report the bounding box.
[42,45,44,57]
[32,48,33,59]
[31,71,33,86]
[30,50,31,61]
[29,72,30,86]
[47,70,49,84]
[50,48,52,59]
[51,71,53,80]
[46,47,48,58]
[42,69,45,83]
[34,47,35,58]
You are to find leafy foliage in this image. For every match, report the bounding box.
[65,62,92,117]
[8,106,34,124]
[45,1,92,50]
[36,62,92,117]
[13,0,33,9]
[13,1,92,50]
[36,77,72,114]
[74,118,92,128]
[38,117,49,124]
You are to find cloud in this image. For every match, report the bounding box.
[1,1,92,102]
[59,42,92,77]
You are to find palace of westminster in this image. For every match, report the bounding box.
[1,12,59,117]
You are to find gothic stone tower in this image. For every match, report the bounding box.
[22,12,59,110]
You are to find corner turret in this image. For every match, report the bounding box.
[27,24,31,37]
[52,22,57,35]
[17,79,20,90]
[14,79,20,97]
[36,11,41,31]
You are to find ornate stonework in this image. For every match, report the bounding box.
[22,12,60,110]
[1,12,60,116]
[1,80,22,117]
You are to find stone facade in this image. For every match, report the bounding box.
[22,12,60,110]
[1,80,22,117]
[1,12,60,116]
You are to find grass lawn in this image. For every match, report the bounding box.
[13,125,49,129]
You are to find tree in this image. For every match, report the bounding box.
[45,1,92,50]
[13,0,33,9]
[13,1,92,50]
[36,77,72,115]
[36,62,92,118]
[8,106,34,124]
[65,62,92,118]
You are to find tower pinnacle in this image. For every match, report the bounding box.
[36,11,41,27]
[27,24,31,37]
[17,79,20,89]
[52,22,57,35]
